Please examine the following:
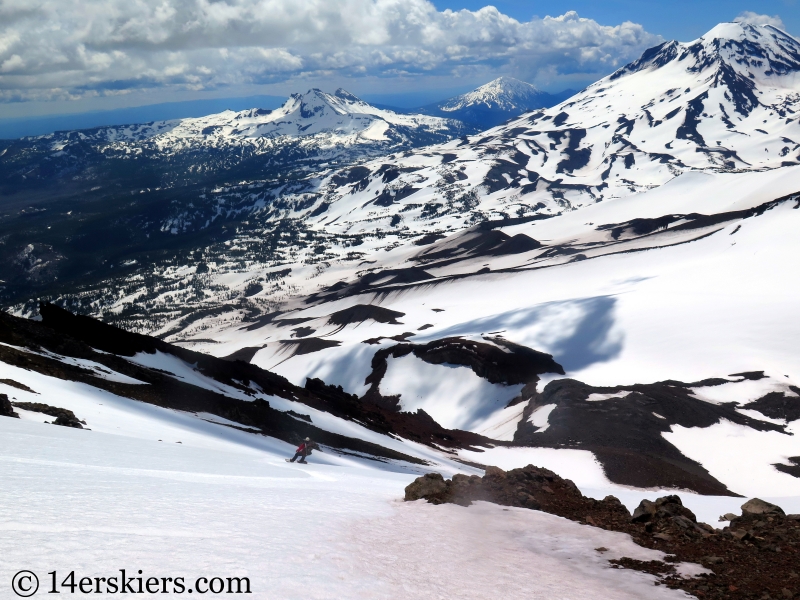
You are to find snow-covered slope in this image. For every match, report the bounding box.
[283,22,800,238]
[0,415,719,600]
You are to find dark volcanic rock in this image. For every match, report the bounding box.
[405,464,629,519]
[748,389,800,422]
[404,472,449,503]
[12,401,84,428]
[774,456,800,478]
[327,304,406,326]
[0,304,468,464]
[0,378,37,393]
[362,337,563,411]
[279,338,341,356]
[513,377,786,495]
[0,394,19,418]
[407,466,800,599]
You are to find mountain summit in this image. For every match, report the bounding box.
[439,77,550,113]
[258,21,800,247]
[419,77,573,129]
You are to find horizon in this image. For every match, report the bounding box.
[0,4,795,138]
[0,76,572,140]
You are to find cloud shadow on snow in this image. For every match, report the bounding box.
[418,295,623,374]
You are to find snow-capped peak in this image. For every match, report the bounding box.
[439,76,547,112]
[33,87,470,159]
[613,21,800,87]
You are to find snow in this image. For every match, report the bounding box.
[690,377,797,406]
[0,416,699,600]
[126,350,250,399]
[664,419,800,498]
[40,88,463,161]
[528,403,557,431]
[0,341,146,385]
[8,23,800,590]
[588,392,632,402]
[380,353,524,433]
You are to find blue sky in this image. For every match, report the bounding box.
[0,0,795,129]
[433,1,797,41]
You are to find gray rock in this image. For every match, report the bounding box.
[702,556,725,565]
[741,498,786,517]
[719,513,738,522]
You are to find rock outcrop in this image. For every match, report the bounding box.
[13,401,85,428]
[406,466,800,599]
[0,394,19,418]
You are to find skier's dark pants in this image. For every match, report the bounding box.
[289,451,307,463]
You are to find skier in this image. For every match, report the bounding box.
[287,437,319,463]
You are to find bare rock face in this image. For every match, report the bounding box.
[741,497,786,517]
[0,394,19,418]
[404,472,448,503]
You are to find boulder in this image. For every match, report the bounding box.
[404,472,448,503]
[632,499,657,522]
[741,498,785,517]
[484,465,506,480]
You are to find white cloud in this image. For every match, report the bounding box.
[0,0,663,102]
[734,11,786,30]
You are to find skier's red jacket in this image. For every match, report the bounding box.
[296,442,308,453]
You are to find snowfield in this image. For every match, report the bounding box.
[1,416,705,600]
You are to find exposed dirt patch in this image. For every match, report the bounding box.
[747,389,800,422]
[774,457,800,478]
[279,338,341,356]
[362,332,416,345]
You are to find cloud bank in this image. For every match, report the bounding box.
[734,11,786,31]
[0,0,662,102]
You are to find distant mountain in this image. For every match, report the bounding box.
[417,77,576,129]
[0,87,471,207]
[9,22,800,331]
[0,95,288,140]
[0,88,471,310]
